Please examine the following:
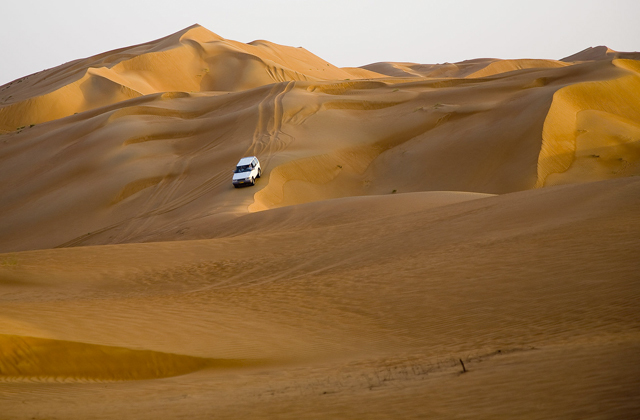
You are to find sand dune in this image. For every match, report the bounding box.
[0,25,639,419]
[0,25,381,132]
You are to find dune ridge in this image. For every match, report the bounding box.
[0,24,381,132]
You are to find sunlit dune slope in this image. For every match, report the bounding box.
[465,59,570,78]
[0,178,638,417]
[362,58,569,79]
[536,59,640,187]
[0,24,381,132]
[0,334,238,381]
[360,60,495,78]
[363,46,640,80]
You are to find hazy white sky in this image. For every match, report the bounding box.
[1,0,638,85]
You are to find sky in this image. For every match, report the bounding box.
[1,0,639,85]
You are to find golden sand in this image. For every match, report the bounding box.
[0,25,639,419]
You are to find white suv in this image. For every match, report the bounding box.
[232,156,261,187]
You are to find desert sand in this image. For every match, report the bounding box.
[0,24,639,419]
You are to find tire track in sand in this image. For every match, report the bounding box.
[57,83,298,248]
[56,132,233,248]
[247,81,295,170]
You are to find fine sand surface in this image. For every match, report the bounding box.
[1,25,639,419]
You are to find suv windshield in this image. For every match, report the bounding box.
[234,165,252,173]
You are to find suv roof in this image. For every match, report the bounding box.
[237,156,256,166]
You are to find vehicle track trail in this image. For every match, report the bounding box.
[247,81,296,170]
[57,83,303,248]
[56,130,233,248]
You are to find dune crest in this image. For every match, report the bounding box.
[0,25,382,132]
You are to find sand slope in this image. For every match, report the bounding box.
[0,26,639,419]
[1,178,639,418]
